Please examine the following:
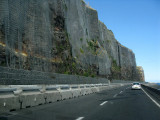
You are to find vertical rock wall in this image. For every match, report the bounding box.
[136,66,145,82]
[0,0,144,81]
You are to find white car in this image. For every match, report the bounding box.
[132,82,141,90]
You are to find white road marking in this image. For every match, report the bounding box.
[141,87,160,108]
[113,94,117,98]
[76,117,84,120]
[120,91,123,94]
[4,102,6,106]
[100,101,108,106]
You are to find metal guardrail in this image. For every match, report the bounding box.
[0,88,17,94]
[141,84,160,101]
[141,84,160,95]
[0,84,109,94]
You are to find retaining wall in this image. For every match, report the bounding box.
[0,66,108,85]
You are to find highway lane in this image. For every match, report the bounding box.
[86,86,160,120]
[2,85,160,120]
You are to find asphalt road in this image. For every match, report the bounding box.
[1,85,160,120]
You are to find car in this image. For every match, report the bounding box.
[132,82,141,90]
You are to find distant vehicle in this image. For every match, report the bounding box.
[132,82,141,90]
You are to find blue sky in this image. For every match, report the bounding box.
[85,0,160,83]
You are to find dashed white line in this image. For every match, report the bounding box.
[76,117,84,120]
[141,87,160,108]
[100,101,108,106]
[113,94,118,98]
[120,91,123,94]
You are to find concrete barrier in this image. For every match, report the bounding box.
[91,87,99,93]
[0,94,20,112]
[81,88,92,95]
[71,89,81,98]
[0,88,20,112]
[0,83,127,112]
[99,85,116,91]
[86,85,93,94]
[99,86,107,91]
[19,92,45,108]
[60,90,73,100]
[44,91,62,103]
[19,87,45,108]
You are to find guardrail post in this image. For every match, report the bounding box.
[57,86,61,91]
[69,85,72,90]
[40,85,46,93]
[13,87,22,96]
[108,80,111,86]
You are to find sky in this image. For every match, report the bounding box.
[85,0,160,83]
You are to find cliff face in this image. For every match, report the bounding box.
[0,0,144,81]
[136,66,145,82]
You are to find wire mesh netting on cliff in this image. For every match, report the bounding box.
[0,0,53,72]
[0,0,110,79]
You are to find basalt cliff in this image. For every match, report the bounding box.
[0,0,145,82]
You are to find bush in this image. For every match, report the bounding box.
[112,60,121,72]
[91,74,95,78]
[64,71,70,74]
[80,38,83,42]
[83,72,89,77]
[80,48,84,54]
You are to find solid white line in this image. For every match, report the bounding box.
[100,101,108,106]
[76,117,84,120]
[113,94,117,98]
[141,87,160,108]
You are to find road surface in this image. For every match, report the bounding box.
[1,85,160,120]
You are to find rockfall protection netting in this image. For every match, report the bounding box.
[0,0,52,72]
[0,0,111,79]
